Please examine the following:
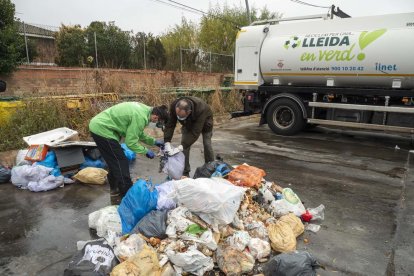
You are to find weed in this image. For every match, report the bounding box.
[0,70,242,151]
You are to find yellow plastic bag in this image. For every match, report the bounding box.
[278,213,304,237]
[73,167,108,185]
[267,222,297,253]
[111,245,161,276]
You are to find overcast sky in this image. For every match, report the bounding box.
[12,0,414,34]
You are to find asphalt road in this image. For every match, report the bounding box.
[1,120,413,275]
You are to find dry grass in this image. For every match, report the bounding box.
[0,70,242,151]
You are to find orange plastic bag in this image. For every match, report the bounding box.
[227,164,266,188]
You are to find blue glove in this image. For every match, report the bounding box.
[146,149,155,159]
[155,140,164,148]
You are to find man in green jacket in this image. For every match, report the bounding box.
[89,102,168,199]
[163,96,214,177]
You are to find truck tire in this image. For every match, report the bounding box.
[305,123,318,130]
[266,98,305,135]
[0,80,6,92]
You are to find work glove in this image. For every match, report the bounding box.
[155,140,164,148]
[145,149,155,159]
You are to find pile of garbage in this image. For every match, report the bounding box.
[65,161,324,275]
[0,127,135,192]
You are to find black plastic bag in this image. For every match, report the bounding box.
[193,160,233,179]
[263,251,320,276]
[132,210,168,239]
[64,239,119,276]
[0,166,11,184]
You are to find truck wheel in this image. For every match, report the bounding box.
[305,123,318,130]
[266,98,305,135]
[0,80,6,92]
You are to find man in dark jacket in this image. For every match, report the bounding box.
[163,96,214,177]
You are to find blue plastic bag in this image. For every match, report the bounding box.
[118,179,158,234]
[211,163,232,177]
[80,156,106,169]
[121,143,136,162]
[36,151,61,176]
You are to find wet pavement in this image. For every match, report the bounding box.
[1,120,414,275]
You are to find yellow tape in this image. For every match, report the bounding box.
[234,81,258,85]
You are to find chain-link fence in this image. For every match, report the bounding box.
[179,48,233,73]
[18,22,234,74]
[19,22,59,65]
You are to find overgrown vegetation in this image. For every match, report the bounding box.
[55,25,88,66]
[0,89,242,151]
[0,0,24,74]
[55,23,167,69]
[53,4,279,71]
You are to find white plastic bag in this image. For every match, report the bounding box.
[308,204,325,221]
[166,207,217,250]
[172,177,246,225]
[166,245,214,276]
[88,206,122,238]
[227,231,251,251]
[180,229,218,251]
[155,181,176,210]
[163,152,185,180]
[11,164,52,189]
[27,175,72,192]
[270,199,306,217]
[165,207,194,238]
[16,149,29,166]
[248,238,271,259]
[269,188,306,217]
[259,184,276,204]
[306,224,321,233]
[246,221,268,240]
[231,215,245,230]
[114,233,146,260]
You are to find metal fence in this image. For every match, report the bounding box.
[19,22,234,74]
[19,22,59,65]
[179,48,234,73]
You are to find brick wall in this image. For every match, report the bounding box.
[1,66,227,96]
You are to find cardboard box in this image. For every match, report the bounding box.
[25,144,48,161]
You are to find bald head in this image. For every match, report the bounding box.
[175,99,192,120]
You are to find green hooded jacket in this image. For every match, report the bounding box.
[89,102,155,154]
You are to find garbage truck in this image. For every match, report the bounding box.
[232,12,414,135]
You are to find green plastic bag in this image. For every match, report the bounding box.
[185,224,207,235]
